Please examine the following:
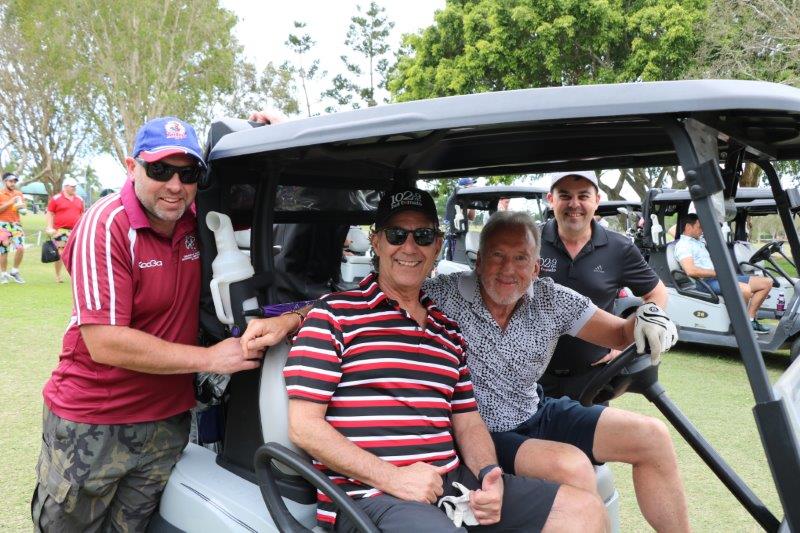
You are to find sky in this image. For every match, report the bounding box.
[93,0,445,188]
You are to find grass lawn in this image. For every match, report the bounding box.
[0,229,793,530]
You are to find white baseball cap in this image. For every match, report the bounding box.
[550,171,599,190]
[62,178,78,188]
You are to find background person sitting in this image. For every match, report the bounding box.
[674,213,773,333]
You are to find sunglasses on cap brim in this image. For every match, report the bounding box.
[382,227,440,246]
[135,158,203,184]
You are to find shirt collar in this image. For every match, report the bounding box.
[360,271,447,320]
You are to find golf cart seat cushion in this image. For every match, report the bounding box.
[734,241,760,273]
[465,230,480,263]
[259,341,311,466]
[666,241,681,272]
[346,226,370,254]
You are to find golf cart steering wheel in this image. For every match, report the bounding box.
[255,443,380,533]
[579,344,648,407]
[748,240,784,264]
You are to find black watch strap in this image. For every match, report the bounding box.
[478,463,500,484]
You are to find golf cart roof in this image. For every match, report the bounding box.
[595,200,643,217]
[454,185,548,201]
[208,80,800,183]
[650,187,776,205]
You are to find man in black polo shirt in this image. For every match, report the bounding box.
[538,171,667,400]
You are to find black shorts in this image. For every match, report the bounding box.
[491,394,606,474]
[335,464,558,533]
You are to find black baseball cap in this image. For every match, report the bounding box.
[375,187,439,229]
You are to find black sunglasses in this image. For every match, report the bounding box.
[382,227,439,246]
[135,158,203,184]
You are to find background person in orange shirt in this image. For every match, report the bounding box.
[0,172,27,284]
[45,177,85,282]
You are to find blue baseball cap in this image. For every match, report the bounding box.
[457,178,476,186]
[132,117,206,167]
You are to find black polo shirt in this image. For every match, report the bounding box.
[539,218,659,373]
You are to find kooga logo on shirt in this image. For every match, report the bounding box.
[138,259,163,269]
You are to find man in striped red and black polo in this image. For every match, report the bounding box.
[280,187,598,532]
[32,117,262,532]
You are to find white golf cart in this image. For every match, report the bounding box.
[625,187,800,362]
[148,80,800,532]
[437,185,548,275]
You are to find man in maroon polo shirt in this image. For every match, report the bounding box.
[32,117,262,532]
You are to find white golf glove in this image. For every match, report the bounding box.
[634,303,678,364]
[437,482,478,527]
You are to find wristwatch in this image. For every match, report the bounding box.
[478,463,501,484]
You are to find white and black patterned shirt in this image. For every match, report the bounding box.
[423,272,596,432]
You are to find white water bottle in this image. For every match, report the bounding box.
[206,211,259,325]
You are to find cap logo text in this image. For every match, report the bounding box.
[164,121,187,140]
[391,190,422,209]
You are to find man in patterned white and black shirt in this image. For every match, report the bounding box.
[420,211,689,533]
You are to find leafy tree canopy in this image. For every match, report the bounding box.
[389,0,706,101]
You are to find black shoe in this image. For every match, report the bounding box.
[751,319,770,334]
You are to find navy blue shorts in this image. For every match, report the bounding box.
[491,392,606,475]
[705,275,750,295]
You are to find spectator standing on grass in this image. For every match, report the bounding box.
[45,177,85,283]
[32,117,263,532]
[0,172,27,284]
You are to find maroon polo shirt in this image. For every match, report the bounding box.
[43,179,200,424]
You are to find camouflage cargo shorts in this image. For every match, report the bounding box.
[31,406,190,532]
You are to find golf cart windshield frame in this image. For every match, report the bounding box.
[202,80,800,530]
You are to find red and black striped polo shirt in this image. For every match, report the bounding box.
[284,273,478,527]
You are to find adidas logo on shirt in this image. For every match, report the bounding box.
[594,264,604,273]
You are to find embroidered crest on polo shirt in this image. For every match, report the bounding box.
[164,120,187,140]
[182,234,200,262]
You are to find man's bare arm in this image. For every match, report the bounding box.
[679,257,716,278]
[641,280,668,308]
[576,309,636,351]
[81,324,261,375]
[240,305,314,353]
[288,399,446,503]
[451,410,499,477]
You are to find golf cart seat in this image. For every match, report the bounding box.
[666,241,720,304]
[341,227,373,283]
[464,230,480,266]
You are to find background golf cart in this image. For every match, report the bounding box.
[625,187,800,361]
[151,80,800,532]
[437,185,548,275]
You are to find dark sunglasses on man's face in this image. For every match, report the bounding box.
[135,158,203,184]
[382,227,438,246]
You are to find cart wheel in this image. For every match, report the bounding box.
[790,336,800,364]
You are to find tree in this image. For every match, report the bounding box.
[325,2,395,110]
[387,0,706,197]
[284,22,326,116]
[7,0,242,166]
[0,14,90,194]
[692,0,800,185]
[218,59,300,119]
